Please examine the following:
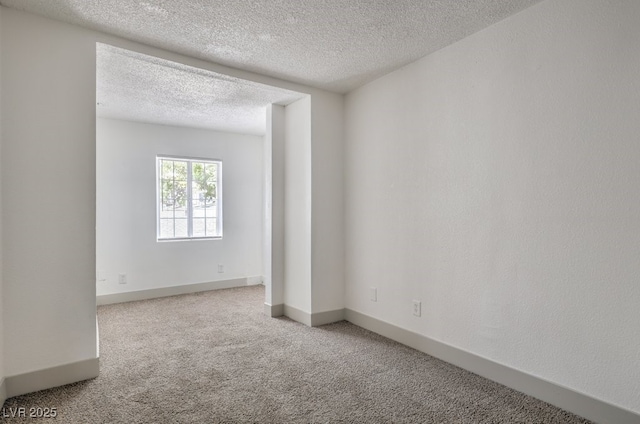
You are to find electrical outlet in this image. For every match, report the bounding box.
[370,287,377,302]
[413,300,421,317]
[97,270,106,282]
[218,264,224,273]
[118,273,127,284]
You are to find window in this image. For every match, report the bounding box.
[157,156,222,240]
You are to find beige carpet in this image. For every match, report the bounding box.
[2,285,592,423]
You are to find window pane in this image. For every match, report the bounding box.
[174,181,188,211]
[206,181,217,203]
[205,163,216,181]
[160,179,175,210]
[159,208,174,219]
[173,160,188,181]
[198,184,215,207]
[192,162,205,183]
[174,218,188,238]
[192,185,204,209]
[193,218,206,237]
[161,159,173,179]
[205,205,217,218]
[192,162,216,207]
[206,218,216,236]
[192,204,205,219]
[159,219,174,239]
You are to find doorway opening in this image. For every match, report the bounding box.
[95,43,303,309]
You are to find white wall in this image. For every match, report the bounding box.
[345,0,640,414]
[284,96,312,312]
[1,8,97,375]
[311,93,345,314]
[263,105,285,308]
[96,118,263,295]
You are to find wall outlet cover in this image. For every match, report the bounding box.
[370,287,377,302]
[413,300,421,317]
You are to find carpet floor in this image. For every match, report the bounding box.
[2,285,592,423]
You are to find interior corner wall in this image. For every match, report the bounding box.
[96,118,264,296]
[264,104,285,308]
[283,96,312,313]
[344,0,640,414]
[1,8,97,376]
[310,92,345,314]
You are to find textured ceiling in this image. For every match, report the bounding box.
[97,44,303,135]
[1,0,545,93]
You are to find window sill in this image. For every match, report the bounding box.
[157,236,223,242]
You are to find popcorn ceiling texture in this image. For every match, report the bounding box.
[5,0,545,132]
[97,44,303,135]
[1,0,544,93]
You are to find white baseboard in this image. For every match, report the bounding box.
[5,358,99,398]
[345,309,639,424]
[97,278,252,305]
[264,303,284,317]
[0,378,6,407]
[283,304,311,326]
[247,276,263,285]
[282,305,345,327]
[311,308,345,326]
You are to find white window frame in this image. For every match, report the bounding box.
[156,155,223,241]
